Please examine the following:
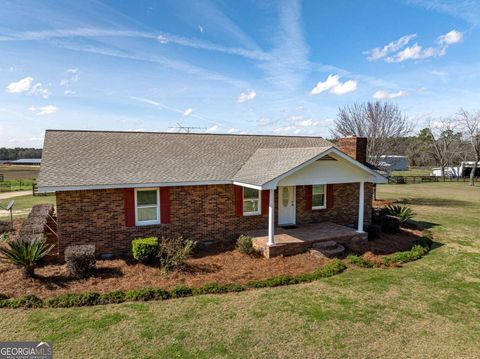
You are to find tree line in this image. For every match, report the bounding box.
[332,101,480,186]
[0,148,42,161]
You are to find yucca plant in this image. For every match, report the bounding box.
[384,204,415,224]
[0,238,54,278]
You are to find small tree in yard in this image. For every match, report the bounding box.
[458,109,480,186]
[0,237,53,278]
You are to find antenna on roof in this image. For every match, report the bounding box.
[168,123,206,133]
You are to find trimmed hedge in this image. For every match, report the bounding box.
[132,237,158,263]
[347,254,375,268]
[383,245,428,266]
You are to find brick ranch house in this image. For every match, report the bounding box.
[37,130,387,258]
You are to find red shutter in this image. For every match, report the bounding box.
[160,187,170,224]
[261,190,270,215]
[234,185,243,216]
[327,184,334,209]
[124,188,135,227]
[305,185,313,211]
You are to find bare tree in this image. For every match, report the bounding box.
[420,118,463,178]
[457,109,480,186]
[331,101,413,166]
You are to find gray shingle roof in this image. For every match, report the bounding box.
[38,130,333,189]
[233,147,331,186]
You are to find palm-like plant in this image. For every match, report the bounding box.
[384,205,415,224]
[0,238,54,278]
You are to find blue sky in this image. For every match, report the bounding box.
[1,0,480,147]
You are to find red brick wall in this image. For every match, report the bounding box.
[56,183,373,257]
[337,137,368,163]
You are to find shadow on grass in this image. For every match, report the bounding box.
[404,220,440,230]
[395,197,471,208]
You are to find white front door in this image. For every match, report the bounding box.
[278,186,295,225]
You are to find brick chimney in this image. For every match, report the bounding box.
[337,136,367,164]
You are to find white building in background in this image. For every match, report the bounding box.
[431,167,461,177]
[375,155,409,172]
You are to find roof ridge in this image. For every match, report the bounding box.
[44,129,329,140]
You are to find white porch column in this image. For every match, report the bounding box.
[357,181,365,233]
[268,188,275,246]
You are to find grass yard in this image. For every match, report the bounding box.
[391,167,432,176]
[0,194,56,220]
[0,182,479,358]
[0,164,39,181]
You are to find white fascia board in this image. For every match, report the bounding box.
[232,181,263,190]
[261,147,387,189]
[37,180,232,193]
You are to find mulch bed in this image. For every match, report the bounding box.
[0,226,423,299]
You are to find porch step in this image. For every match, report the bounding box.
[312,241,338,250]
[311,241,345,258]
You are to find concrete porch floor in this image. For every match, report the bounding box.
[249,222,367,258]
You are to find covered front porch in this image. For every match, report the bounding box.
[249,222,367,258]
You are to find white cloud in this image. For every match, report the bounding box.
[37,105,57,115]
[198,25,204,33]
[28,106,36,111]
[438,29,463,45]
[206,125,219,132]
[365,34,417,61]
[64,90,76,95]
[183,108,193,117]
[367,29,464,63]
[237,89,256,103]
[256,117,277,127]
[67,68,79,73]
[29,82,50,99]
[373,90,408,99]
[310,75,357,96]
[227,128,240,133]
[6,77,34,93]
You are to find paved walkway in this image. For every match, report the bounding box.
[0,190,31,200]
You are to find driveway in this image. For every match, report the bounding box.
[0,190,31,200]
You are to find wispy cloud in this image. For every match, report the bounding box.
[183,108,193,116]
[366,29,464,63]
[406,0,480,26]
[310,75,357,96]
[237,89,256,103]
[373,90,408,99]
[365,34,417,61]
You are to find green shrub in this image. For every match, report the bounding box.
[45,292,101,308]
[384,205,415,223]
[0,294,44,308]
[383,245,427,266]
[132,237,158,263]
[196,282,245,294]
[65,245,96,278]
[170,285,193,298]
[157,237,196,271]
[236,235,254,255]
[125,288,170,302]
[100,290,126,304]
[0,238,54,278]
[347,254,375,268]
[315,259,347,277]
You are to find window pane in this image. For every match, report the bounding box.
[312,184,325,195]
[243,199,259,213]
[137,190,157,206]
[137,206,158,222]
[313,194,325,207]
[244,188,259,200]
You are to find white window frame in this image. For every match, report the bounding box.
[312,184,327,210]
[243,187,261,216]
[135,187,161,226]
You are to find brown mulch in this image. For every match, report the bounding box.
[0,243,326,299]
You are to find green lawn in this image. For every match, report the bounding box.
[1,183,479,358]
[0,194,56,220]
[391,167,432,176]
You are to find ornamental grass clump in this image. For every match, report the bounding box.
[65,244,96,278]
[384,205,415,224]
[236,235,254,255]
[0,238,53,278]
[157,237,196,271]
